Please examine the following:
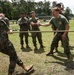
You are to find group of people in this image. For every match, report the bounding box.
[0,3,73,75]
[18,11,45,51]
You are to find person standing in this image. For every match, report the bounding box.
[56,3,69,21]
[40,7,73,62]
[18,12,30,49]
[25,13,31,36]
[0,13,33,75]
[30,11,45,51]
[52,3,70,52]
[0,13,9,26]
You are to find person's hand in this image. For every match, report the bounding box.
[36,23,40,26]
[8,30,13,34]
[62,34,66,40]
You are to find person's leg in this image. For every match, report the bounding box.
[62,34,73,62]
[54,39,59,52]
[37,32,45,48]
[53,32,59,52]
[25,33,30,48]
[1,41,33,75]
[46,33,60,56]
[19,33,24,49]
[32,32,38,50]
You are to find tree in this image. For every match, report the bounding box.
[0,1,12,19]
[65,7,72,16]
[52,1,57,8]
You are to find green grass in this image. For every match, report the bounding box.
[0,20,74,75]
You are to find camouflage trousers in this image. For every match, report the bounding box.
[31,31,43,47]
[53,32,69,48]
[50,33,71,58]
[0,40,24,74]
[19,33,28,46]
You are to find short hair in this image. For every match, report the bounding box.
[20,12,25,14]
[56,3,61,8]
[30,11,35,14]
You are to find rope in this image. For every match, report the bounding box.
[12,30,74,33]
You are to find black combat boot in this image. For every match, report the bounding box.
[21,45,24,49]
[46,50,53,56]
[40,45,45,48]
[55,47,59,53]
[26,45,30,48]
[34,46,38,51]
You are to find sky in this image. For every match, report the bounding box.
[9,0,74,14]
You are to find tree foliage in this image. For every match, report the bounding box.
[0,0,73,20]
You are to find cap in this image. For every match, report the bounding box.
[52,7,60,11]
[30,11,35,14]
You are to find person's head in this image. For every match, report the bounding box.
[52,7,60,18]
[0,13,4,18]
[20,12,25,18]
[56,3,61,9]
[30,11,36,18]
[25,13,29,18]
[56,3,63,13]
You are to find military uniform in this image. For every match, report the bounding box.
[26,16,31,31]
[30,17,44,50]
[0,17,24,74]
[3,17,9,27]
[18,17,30,48]
[47,14,71,59]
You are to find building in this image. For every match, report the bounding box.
[0,0,9,1]
[11,0,20,3]
[11,0,34,3]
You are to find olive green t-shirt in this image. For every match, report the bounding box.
[50,14,69,30]
[30,17,40,30]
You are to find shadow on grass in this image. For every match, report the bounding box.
[21,47,32,52]
[52,55,67,62]
[56,51,66,57]
[16,69,35,75]
[34,48,45,54]
[45,55,74,71]
[44,55,66,63]
[50,61,74,71]
[69,46,74,50]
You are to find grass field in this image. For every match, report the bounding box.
[0,20,74,75]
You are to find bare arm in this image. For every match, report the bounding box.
[63,24,69,35]
[62,24,69,40]
[40,22,51,26]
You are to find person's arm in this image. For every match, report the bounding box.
[7,29,13,34]
[30,20,40,26]
[63,24,69,35]
[40,22,51,26]
[62,17,69,40]
[40,17,53,26]
[63,17,69,35]
[17,19,22,26]
[30,22,37,26]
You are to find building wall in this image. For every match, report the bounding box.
[12,0,20,3]
[0,0,9,1]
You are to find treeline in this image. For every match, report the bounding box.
[0,0,73,20]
